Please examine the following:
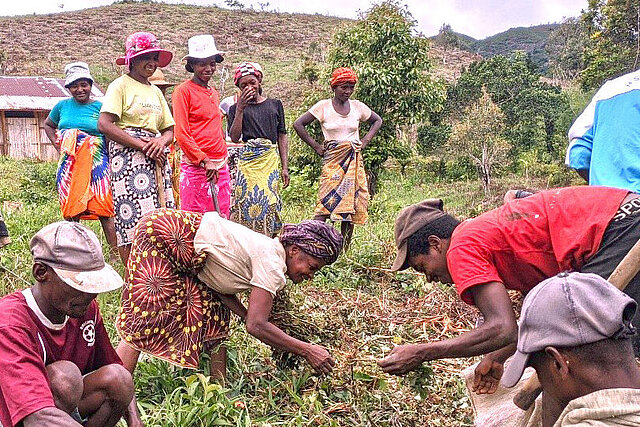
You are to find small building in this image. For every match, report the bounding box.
[0,76,104,161]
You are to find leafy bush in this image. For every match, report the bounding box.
[447,52,570,165]
[18,162,57,205]
[417,124,451,157]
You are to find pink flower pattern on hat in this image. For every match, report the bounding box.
[116,31,173,67]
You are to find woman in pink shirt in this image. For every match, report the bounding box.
[172,34,231,217]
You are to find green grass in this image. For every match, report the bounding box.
[0,156,576,426]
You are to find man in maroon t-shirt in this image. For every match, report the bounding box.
[0,221,133,427]
[377,186,640,388]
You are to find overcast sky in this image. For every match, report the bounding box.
[2,0,588,39]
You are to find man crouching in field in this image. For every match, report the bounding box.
[0,222,133,427]
[378,186,640,392]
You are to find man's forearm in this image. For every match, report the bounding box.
[421,321,517,361]
[485,343,517,364]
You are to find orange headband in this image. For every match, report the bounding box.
[330,67,358,87]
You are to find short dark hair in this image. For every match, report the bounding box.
[185,59,195,73]
[406,214,460,257]
[531,337,635,372]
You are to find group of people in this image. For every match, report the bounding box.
[0,30,382,427]
[1,28,640,427]
[376,67,640,426]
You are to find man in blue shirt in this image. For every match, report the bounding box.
[566,69,640,192]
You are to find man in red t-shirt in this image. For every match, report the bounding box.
[0,221,133,427]
[377,186,640,387]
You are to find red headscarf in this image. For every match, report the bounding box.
[330,67,358,87]
[234,61,263,86]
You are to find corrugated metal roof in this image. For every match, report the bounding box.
[0,76,104,111]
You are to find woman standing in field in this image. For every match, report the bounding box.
[172,34,231,217]
[98,31,175,264]
[43,62,118,258]
[293,67,382,248]
[228,62,290,236]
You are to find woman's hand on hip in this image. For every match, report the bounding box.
[360,137,371,151]
[303,344,335,375]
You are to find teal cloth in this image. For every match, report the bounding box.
[48,98,103,136]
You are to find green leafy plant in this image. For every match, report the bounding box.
[581,0,640,90]
[140,373,251,426]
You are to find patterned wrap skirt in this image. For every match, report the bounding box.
[56,129,114,220]
[109,128,175,246]
[315,140,369,224]
[226,142,244,211]
[231,138,282,236]
[168,142,181,208]
[117,208,230,369]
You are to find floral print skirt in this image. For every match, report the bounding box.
[117,208,230,369]
[230,138,282,236]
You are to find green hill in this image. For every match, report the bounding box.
[430,24,559,73]
[470,24,559,72]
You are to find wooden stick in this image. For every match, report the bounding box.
[155,161,166,208]
[513,234,640,410]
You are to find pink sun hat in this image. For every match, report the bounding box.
[116,31,173,67]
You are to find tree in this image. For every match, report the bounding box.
[224,0,245,9]
[546,17,588,80]
[434,24,461,50]
[448,53,568,158]
[581,0,640,89]
[326,0,446,193]
[447,90,509,196]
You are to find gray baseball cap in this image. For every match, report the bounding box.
[502,272,637,387]
[391,199,446,271]
[30,221,123,294]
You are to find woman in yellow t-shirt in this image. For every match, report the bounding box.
[293,67,382,248]
[98,32,175,265]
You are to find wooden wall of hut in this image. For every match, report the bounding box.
[0,110,58,161]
